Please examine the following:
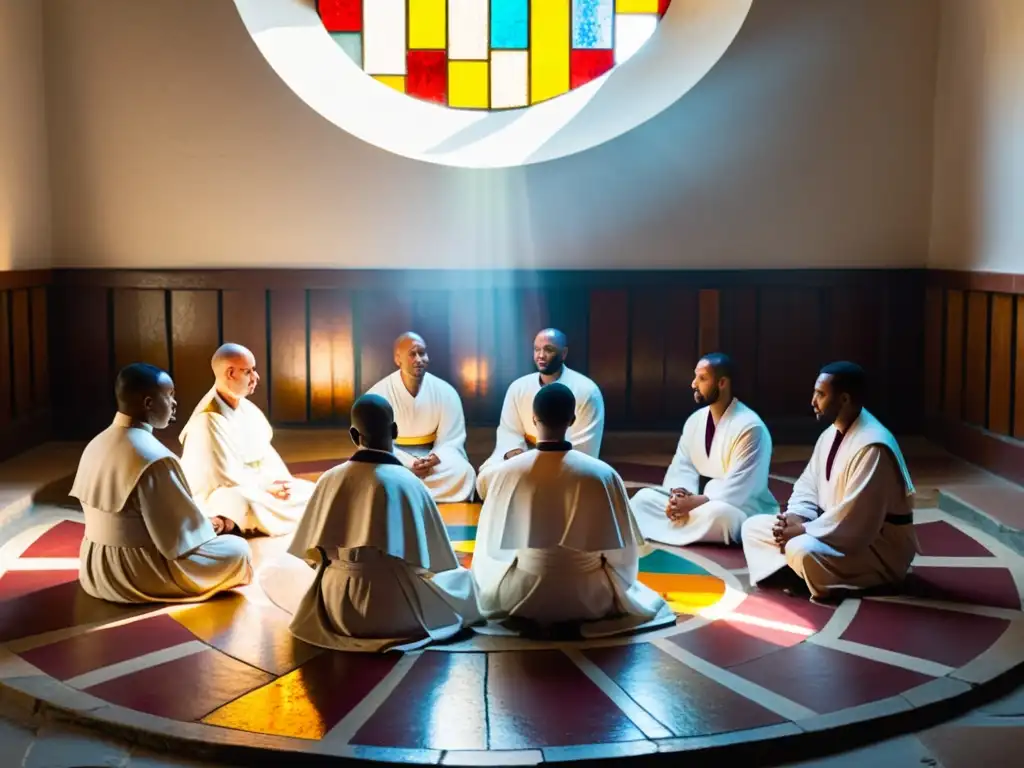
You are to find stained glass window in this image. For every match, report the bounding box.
[317,0,671,110]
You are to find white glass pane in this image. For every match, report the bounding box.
[449,0,489,60]
[490,50,529,109]
[363,0,407,75]
[613,13,658,66]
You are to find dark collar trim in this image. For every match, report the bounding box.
[349,449,403,466]
[536,440,573,452]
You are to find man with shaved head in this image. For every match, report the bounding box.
[259,394,481,652]
[476,327,605,499]
[179,343,314,536]
[366,332,474,501]
[471,383,673,638]
[71,363,252,603]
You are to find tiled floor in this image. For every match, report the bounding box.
[1,440,1023,766]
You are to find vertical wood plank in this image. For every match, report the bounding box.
[662,288,698,425]
[697,289,720,357]
[943,289,965,421]
[413,291,454,386]
[988,294,1013,435]
[169,291,220,418]
[449,289,487,423]
[355,290,413,394]
[517,287,548,379]
[10,289,32,418]
[309,289,355,422]
[964,291,989,426]
[719,287,758,407]
[30,287,48,410]
[756,287,822,419]
[1015,296,1024,439]
[829,285,883,374]
[587,289,629,425]
[545,287,588,377]
[62,287,110,435]
[882,271,924,433]
[221,289,268,414]
[629,291,666,425]
[113,290,169,373]
[924,286,944,418]
[268,290,308,423]
[0,292,11,426]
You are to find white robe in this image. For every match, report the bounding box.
[471,444,675,638]
[258,450,482,652]
[631,399,778,546]
[742,408,919,598]
[179,388,314,536]
[476,366,605,499]
[367,371,475,502]
[70,413,253,604]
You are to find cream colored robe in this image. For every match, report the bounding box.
[632,399,778,546]
[742,409,919,599]
[476,366,605,499]
[179,388,313,536]
[367,371,475,502]
[258,449,482,652]
[471,443,675,638]
[70,413,253,604]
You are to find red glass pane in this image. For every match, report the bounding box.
[659,0,672,16]
[407,50,448,105]
[570,49,615,90]
[318,0,362,33]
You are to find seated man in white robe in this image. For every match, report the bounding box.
[631,353,777,546]
[179,343,314,537]
[471,383,675,638]
[258,394,482,652]
[476,328,605,499]
[742,362,919,603]
[367,332,474,501]
[71,363,253,604]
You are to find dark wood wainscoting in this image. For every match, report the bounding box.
[0,270,53,460]
[50,268,925,444]
[925,270,1024,485]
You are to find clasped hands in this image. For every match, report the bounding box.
[772,512,806,553]
[412,453,441,478]
[665,488,701,523]
[268,479,292,500]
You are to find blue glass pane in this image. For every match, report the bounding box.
[491,0,528,49]
[572,0,613,49]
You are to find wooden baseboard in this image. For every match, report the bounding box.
[926,416,1024,486]
[0,410,53,462]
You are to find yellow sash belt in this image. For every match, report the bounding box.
[525,434,537,447]
[395,432,437,447]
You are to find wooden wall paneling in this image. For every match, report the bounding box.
[587,289,629,425]
[10,289,32,418]
[943,289,965,421]
[268,289,309,423]
[1015,296,1024,439]
[309,289,355,423]
[221,289,268,414]
[719,287,758,408]
[756,287,822,419]
[697,289,720,357]
[58,287,110,436]
[545,287,588,377]
[517,287,548,377]
[0,292,10,426]
[485,288,523,418]
[169,291,220,418]
[923,285,944,417]
[30,287,48,409]
[828,284,883,376]
[448,289,487,423]
[663,288,698,425]
[412,291,454,386]
[629,289,667,425]
[988,294,1014,435]
[964,291,990,426]
[882,271,924,433]
[113,289,169,374]
[355,290,413,395]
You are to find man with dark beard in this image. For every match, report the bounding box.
[630,353,777,546]
[741,362,918,603]
[475,328,605,500]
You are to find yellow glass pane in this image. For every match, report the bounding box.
[449,61,489,108]
[409,0,446,49]
[530,0,570,104]
[616,0,659,12]
[374,75,406,93]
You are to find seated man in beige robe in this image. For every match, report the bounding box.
[71,363,253,604]
[179,343,313,537]
[742,362,919,603]
[471,383,675,638]
[258,394,482,652]
[367,332,475,501]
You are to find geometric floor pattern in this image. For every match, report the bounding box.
[1,460,1023,764]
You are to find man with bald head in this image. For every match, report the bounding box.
[366,332,474,501]
[71,363,252,603]
[476,328,605,499]
[259,394,481,652]
[179,343,314,536]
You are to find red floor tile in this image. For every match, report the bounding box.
[353,653,487,750]
[486,650,645,749]
[904,566,1022,610]
[918,723,1024,768]
[610,462,668,485]
[841,599,1010,668]
[682,543,748,571]
[666,618,806,668]
[729,591,836,633]
[0,568,78,601]
[18,614,197,681]
[913,521,992,558]
[83,648,275,722]
[20,521,86,558]
[585,643,785,737]
[730,642,935,714]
